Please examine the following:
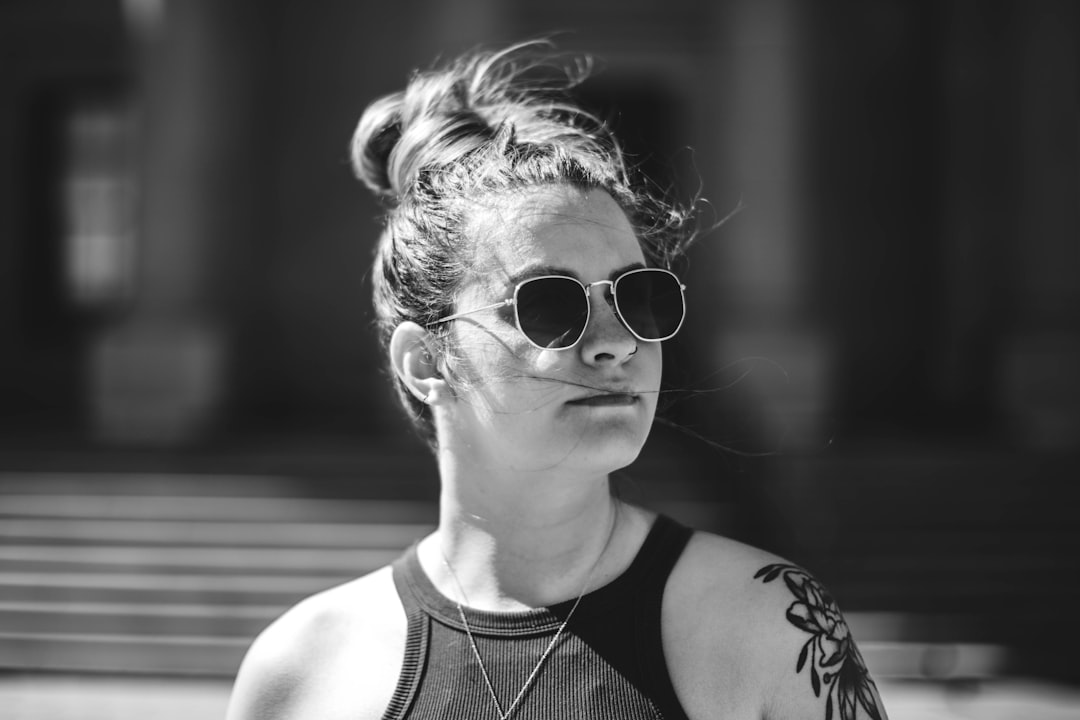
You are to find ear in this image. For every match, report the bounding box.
[389,321,450,406]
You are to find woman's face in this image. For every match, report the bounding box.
[439,184,662,476]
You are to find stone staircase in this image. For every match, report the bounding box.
[0,472,438,677]
[0,429,726,679]
[3,443,1074,683]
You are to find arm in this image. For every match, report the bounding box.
[225,568,406,720]
[225,611,312,720]
[663,535,888,720]
[754,563,888,720]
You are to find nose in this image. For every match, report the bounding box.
[578,283,638,366]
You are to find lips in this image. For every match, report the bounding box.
[566,392,639,407]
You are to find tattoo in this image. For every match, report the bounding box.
[755,563,882,720]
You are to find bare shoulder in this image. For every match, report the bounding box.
[225,564,407,720]
[664,531,888,720]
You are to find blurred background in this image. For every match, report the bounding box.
[1,0,1078,717]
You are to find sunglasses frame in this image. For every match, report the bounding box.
[428,267,687,351]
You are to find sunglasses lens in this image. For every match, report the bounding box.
[515,276,588,349]
[615,270,685,340]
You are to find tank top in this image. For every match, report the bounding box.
[381,514,694,720]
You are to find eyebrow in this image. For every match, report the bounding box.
[505,261,646,286]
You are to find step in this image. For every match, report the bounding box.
[0,545,402,574]
[0,571,344,606]
[0,600,281,637]
[0,494,438,523]
[0,518,434,548]
[0,631,250,676]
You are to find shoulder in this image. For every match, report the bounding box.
[225,564,407,720]
[663,529,888,720]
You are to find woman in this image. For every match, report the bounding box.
[226,42,888,720]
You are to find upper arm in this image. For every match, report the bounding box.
[754,563,888,720]
[663,536,888,720]
[224,568,407,720]
[225,612,312,720]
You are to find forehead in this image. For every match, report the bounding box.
[465,185,644,283]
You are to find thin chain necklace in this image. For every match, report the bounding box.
[438,508,618,720]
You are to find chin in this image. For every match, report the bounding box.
[564,423,651,474]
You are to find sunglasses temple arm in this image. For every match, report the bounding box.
[429,298,514,326]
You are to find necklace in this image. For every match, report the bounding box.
[438,508,619,720]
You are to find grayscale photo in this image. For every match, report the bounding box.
[0,2,1077,719]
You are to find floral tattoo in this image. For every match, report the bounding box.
[755,564,882,720]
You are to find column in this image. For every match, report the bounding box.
[90,0,255,444]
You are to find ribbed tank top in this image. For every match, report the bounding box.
[381,514,694,720]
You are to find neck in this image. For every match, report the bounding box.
[423,446,623,611]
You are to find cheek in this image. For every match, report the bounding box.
[447,320,519,378]
[447,330,554,409]
[447,325,665,420]
[633,343,664,387]
[643,342,663,374]
[640,347,664,412]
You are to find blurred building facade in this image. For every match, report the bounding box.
[1,0,1078,684]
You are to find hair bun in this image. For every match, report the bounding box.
[351,41,611,204]
[351,92,405,200]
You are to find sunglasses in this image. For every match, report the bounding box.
[429,267,686,351]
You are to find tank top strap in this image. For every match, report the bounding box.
[383,550,429,720]
[633,514,695,720]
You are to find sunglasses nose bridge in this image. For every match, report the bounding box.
[579,278,633,341]
[582,280,618,319]
[583,279,615,302]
